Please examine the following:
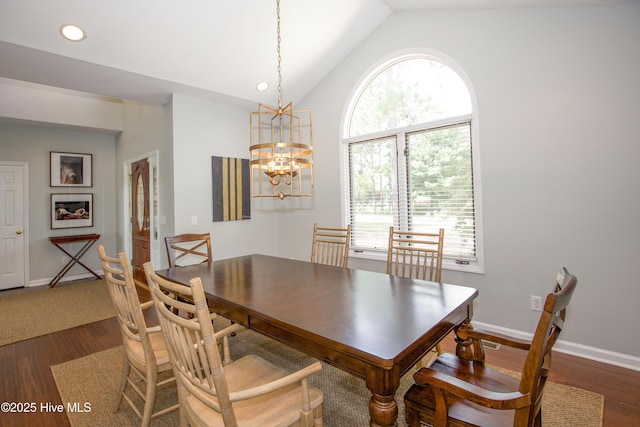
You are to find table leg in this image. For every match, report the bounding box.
[366,367,400,427]
[454,317,479,362]
[49,240,100,287]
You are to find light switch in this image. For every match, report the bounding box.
[191,215,198,225]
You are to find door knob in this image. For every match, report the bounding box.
[16,230,23,234]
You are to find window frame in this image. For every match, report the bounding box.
[340,52,484,274]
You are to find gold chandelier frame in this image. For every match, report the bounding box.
[249,0,314,199]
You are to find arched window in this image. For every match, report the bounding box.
[343,54,483,271]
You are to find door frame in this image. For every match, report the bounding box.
[0,161,30,287]
[123,151,160,272]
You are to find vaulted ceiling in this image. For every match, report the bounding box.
[0,0,628,107]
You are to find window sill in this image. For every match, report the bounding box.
[349,250,484,275]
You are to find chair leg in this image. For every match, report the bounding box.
[114,354,130,412]
[432,342,444,363]
[534,410,543,427]
[314,405,323,426]
[176,381,188,427]
[415,343,443,369]
[140,367,158,427]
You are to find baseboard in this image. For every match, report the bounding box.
[23,274,640,372]
[473,321,640,372]
[28,270,105,287]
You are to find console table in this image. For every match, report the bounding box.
[48,234,101,287]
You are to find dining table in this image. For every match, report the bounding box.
[155,254,478,427]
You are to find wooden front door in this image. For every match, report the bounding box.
[131,158,150,283]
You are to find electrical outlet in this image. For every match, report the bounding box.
[530,295,542,311]
[62,256,69,265]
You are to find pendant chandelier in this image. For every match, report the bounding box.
[249,0,314,200]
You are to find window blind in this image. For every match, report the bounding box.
[347,120,476,262]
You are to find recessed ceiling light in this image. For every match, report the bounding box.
[256,81,269,92]
[60,24,86,42]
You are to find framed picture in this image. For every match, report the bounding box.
[50,151,92,187]
[51,193,93,229]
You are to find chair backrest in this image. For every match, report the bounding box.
[386,226,444,282]
[310,223,351,268]
[97,245,155,363]
[143,263,237,426]
[515,267,577,425]
[165,233,212,267]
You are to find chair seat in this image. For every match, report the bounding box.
[185,354,324,427]
[404,353,522,427]
[126,330,171,368]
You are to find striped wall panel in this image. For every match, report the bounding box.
[211,156,251,221]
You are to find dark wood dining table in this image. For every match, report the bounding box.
[155,254,478,427]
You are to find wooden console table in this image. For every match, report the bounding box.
[48,234,101,287]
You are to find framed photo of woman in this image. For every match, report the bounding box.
[51,193,93,229]
[50,151,92,187]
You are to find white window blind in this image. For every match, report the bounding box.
[347,119,476,262]
[405,121,476,261]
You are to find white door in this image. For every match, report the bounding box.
[0,163,28,289]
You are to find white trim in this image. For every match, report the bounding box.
[349,249,484,274]
[30,270,104,287]
[342,114,473,144]
[340,48,478,140]
[473,321,640,372]
[122,162,131,255]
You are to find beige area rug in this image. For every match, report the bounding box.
[52,319,604,427]
[0,279,115,347]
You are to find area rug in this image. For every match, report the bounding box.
[52,319,604,427]
[0,279,115,347]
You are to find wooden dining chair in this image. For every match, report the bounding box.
[386,226,445,282]
[387,226,445,367]
[164,233,214,318]
[97,245,179,427]
[164,233,212,267]
[404,267,578,427]
[143,262,325,427]
[310,223,351,268]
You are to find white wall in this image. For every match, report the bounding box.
[115,100,171,264]
[0,78,123,132]
[170,93,281,261]
[0,123,117,284]
[280,2,640,367]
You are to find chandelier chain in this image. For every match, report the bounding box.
[249,0,313,199]
[276,0,282,109]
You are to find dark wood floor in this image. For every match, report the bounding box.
[1,282,639,426]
